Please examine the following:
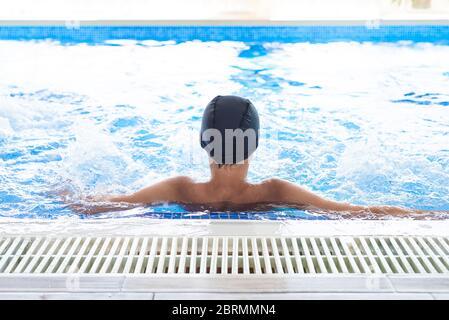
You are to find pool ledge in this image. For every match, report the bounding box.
[0,218,448,237]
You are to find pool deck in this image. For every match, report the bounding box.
[1,219,448,300]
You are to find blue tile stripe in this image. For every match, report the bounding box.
[78,209,329,220]
[84,211,327,220]
[0,25,448,44]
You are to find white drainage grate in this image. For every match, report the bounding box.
[1,236,449,275]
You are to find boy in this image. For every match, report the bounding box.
[94,95,420,215]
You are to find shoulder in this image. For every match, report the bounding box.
[257,178,309,201]
[165,176,196,188]
[148,176,196,194]
[169,176,195,183]
[260,178,291,188]
[167,176,199,202]
[257,178,292,196]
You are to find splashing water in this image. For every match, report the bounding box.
[0,38,448,219]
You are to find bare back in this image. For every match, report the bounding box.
[176,179,286,211]
[107,176,420,215]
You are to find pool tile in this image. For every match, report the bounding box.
[228,213,239,219]
[171,213,182,219]
[1,26,448,45]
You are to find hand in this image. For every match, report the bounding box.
[365,205,413,215]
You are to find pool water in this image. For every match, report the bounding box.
[0,26,448,220]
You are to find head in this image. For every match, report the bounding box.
[200,95,259,168]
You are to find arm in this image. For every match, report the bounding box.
[270,179,419,215]
[107,176,192,204]
[66,176,192,214]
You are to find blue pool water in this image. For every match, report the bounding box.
[0,26,449,220]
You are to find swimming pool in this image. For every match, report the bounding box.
[1,25,448,220]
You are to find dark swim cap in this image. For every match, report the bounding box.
[200,95,259,164]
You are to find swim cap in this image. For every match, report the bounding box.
[200,95,259,164]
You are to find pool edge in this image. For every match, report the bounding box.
[0,20,449,26]
[1,219,448,237]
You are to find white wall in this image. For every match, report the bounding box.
[0,0,448,20]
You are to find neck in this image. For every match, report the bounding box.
[209,162,249,188]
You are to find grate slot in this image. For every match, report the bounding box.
[320,238,339,274]
[145,237,159,274]
[87,237,110,274]
[369,238,393,273]
[167,237,178,274]
[407,237,437,273]
[329,237,348,273]
[57,237,83,273]
[34,238,63,273]
[270,238,284,274]
[350,238,371,274]
[7,238,32,273]
[338,237,360,273]
[44,237,72,273]
[210,237,219,274]
[134,237,148,274]
[231,237,239,274]
[111,237,130,273]
[189,238,197,274]
[0,238,12,256]
[386,237,414,273]
[67,237,92,273]
[0,238,25,273]
[123,237,139,274]
[24,238,53,273]
[178,237,188,274]
[359,237,382,273]
[299,237,315,273]
[280,238,294,274]
[13,237,44,273]
[419,237,447,273]
[78,237,102,273]
[436,238,449,255]
[261,238,272,274]
[310,238,327,273]
[427,238,449,272]
[251,238,262,274]
[378,237,405,273]
[290,237,305,273]
[156,237,168,274]
[396,237,426,273]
